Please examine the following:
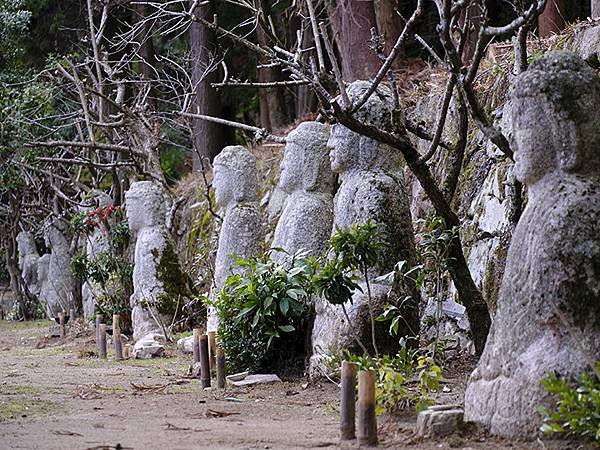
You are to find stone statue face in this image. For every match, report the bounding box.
[511,97,558,185]
[213,146,258,209]
[328,123,360,174]
[278,141,303,193]
[125,181,166,232]
[213,163,233,209]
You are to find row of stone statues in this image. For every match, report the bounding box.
[206,81,420,375]
[14,50,599,439]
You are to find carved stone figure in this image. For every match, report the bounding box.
[207,146,263,332]
[310,81,419,375]
[38,219,76,317]
[81,192,112,321]
[126,181,171,343]
[464,51,600,437]
[271,121,334,261]
[16,231,40,297]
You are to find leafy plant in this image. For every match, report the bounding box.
[419,216,459,360]
[315,220,388,357]
[327,347,442,415]
[539,363,600,443]
[210,250,318,373]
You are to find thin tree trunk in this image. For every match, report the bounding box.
[460,2,482,62]
[190,0,224,165]
[132,3,157,110]
[328,0,381,81]
[256,0,286,131]
[538,0,566,37]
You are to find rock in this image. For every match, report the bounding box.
[226,371,250,382]
[228,374,282,387]
[132,333,166,359]
[16,231,40,296]
[126,181,171,342]
[38,219,76,317]
[464,51,600,438]
[177,335,194,353]
[189,362,202,377]
[271,121,334,262]
[208,146,263,332]
[310,81,419,376]
[416,405,464,438]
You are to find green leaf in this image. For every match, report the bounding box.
[279,298,289,315]
[278,324,295,333]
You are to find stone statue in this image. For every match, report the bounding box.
[38,219,76,317]
[16,231,40,297]
[81,192,112,321]
[207,146,263,332]
[271,121,334,262]
[464,51,600,437]
[310,81,419,375]
[126,181,171,344]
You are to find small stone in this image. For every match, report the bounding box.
[132,333,165,359]
[228,374,282,387]
[177,335,194,354]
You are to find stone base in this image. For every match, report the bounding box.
[416,405,464,438]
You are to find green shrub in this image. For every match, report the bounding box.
[210,250,318,373]
[539,363,600,443]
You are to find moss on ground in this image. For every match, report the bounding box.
[0,398,59,421]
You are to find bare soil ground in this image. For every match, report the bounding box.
[0,320,589,450]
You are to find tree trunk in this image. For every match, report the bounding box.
[290,7,318,119]
[538,0,566,37]
[375,0,404,67]
[190,0,224,166]
[328,0,381,81]
[460,2,482,62]
[132,3,157,110]
[592,0,600,19]
[256,0,287,131]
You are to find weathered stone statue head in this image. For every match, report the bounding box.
[279,121,333,194]
[43,219,69,250]
[16,232,37,263]
[125,181,166,232]
[328,81,402,174]
[213,145,259,209]
[511,50,600,185]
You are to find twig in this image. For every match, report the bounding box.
[317,22,349,109]
[181,112,286,143]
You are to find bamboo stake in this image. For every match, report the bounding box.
[199,334,211,388]
[95,314,103,345]
[193,328,201,364]
[216,347,226,389]
[357,370,377,446]
[340,360,357,440]
[113,314,123,361]
[98,323,107,359]
[58,311,66,338]
[208,331,217,371]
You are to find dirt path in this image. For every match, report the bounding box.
[0,321,586,450]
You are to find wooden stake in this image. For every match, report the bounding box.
[216,347,226,389]
[69,308,76,321]
[95,314,103,345]
[98,323,107,359]
[357,369,377,447]
[199,334,211,388]
[340,360,357,440]
[208,331,217,371]
[192,328,201,364]
[113,314,123,361]
[58,311,66,338]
